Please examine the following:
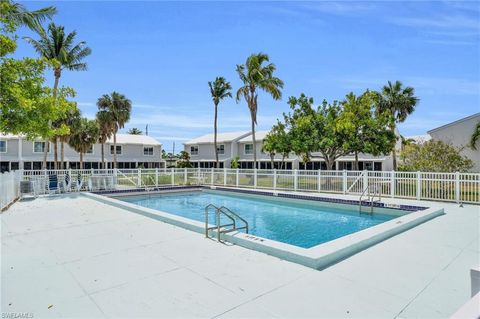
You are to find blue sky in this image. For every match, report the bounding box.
[15,1,480,152]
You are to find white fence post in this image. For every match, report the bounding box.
[197,166,201,185]
[317,170,321,192]
[184,168,187,184]
[211,167,214,185]
[455,171,460,203]
[273,169,277,191]
[171,168,175,185]
[224,167,227,186]
[236,169,239,187]
[137,169,141,187]
[390,171,395,198]
[342,170,347,194]
[416,171,421,200]
[363,170,368,191]
[155,168,158,187]
[294,169,298,191]
[254,169,257,189]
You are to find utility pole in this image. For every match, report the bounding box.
[145,124,149,136]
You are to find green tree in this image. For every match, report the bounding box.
[127,127,142,135]
[230,156,240,169]
[68,117,99,169]
[177,151,192,168]
[262,122,292,169]
[236,53,284,169]
[96,92,132,168]
[399,140,473,172]
[24,22,91,169]
[377,80,419,170]
[261,133,277,169]
[0,1,63,144]
[208,76,232,168]
[338,91,396,170]
[470,122,480,150]
[53,94,80,169]
[96,111,114,169]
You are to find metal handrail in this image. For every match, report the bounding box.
[359,184,381,214]
[204,204,249,242]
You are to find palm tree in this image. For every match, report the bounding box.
[96,92,132,168]
[236,53,284,169]
[24,22,91,169]
[96,111,115,169]
[377,80,419,170]
[2,0,56,32]
[208,77,232,168]
[56,106,80,169]
[68,118,99,169]
[471,122,480,150]
[127,128,143,135]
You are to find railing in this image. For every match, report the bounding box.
[0,168,478,210]
[204,204,249,242]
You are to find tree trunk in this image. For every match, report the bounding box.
[101,142,105,169]
[250,113,257,169]
[113,132,117,169]
[281,154,285,170]
[60,139,65,169]
[53,138,58,169]
[214,103,219,168]
[354,151,359,171]
[43,71,61,169]
[80,152,84,169]
[391,124,397,171]
[270,154,274,169]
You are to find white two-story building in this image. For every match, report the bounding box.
[0,133,165,172]
[184,130,397,171]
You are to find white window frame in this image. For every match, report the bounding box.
[110,145,122,155]
[190,145,199,156]
[143,146,154,156]
[244,143,254,155]
[0,140,6,153]
[86,145,94,154]
[33,141,50,153]
[217,144,225,155]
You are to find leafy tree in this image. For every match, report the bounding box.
[399,140,473,172]
[177,151,192,168]
[96,111,114,169]
[262,122,292,169]
[127,127,142,135]
[338,91,396,170]
[53,95,80,169]
[68,117,99,169]
[208,76,232,168]
[377,80,419,170]
[236,53,284,169]
[24,22,91,169]
[470,122,480,150]
[0,1,64,145]
[97,92,132,168]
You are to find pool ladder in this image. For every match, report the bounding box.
[359,184,381,215]
[205,204,249,242]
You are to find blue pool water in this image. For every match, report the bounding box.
[119,191,398,248]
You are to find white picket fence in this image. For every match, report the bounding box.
[0,170,22,211]
[0,168,478,210]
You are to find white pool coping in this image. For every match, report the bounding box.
[82,188,444,270]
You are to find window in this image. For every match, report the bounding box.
[143,146,154,156]
[33,141,49,153]
[0,140,6,153]
[86,145,94,154]
[110,145,122,155]
[190,145,198,155]
[244,144,253,155]
[217,144,225,155]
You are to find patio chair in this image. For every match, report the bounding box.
[60,172,72,193]
[76,174,86,192]
[47,174,60,194]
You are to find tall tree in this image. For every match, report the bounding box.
[377,80,419,170]
[338,91,396,170]
[24,22,91,169]
[1,0,56,32]
[262,121,292,169]
[470,122,480,150]
[68,117,99,169]
[96,92,131,168]
[208,76,232,168]
[96,111,114,169]
[127,127,142,135]
[236,53,284,169]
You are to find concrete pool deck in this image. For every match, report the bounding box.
[1,193,479,318]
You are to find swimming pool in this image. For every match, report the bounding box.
[119,190,397,248]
